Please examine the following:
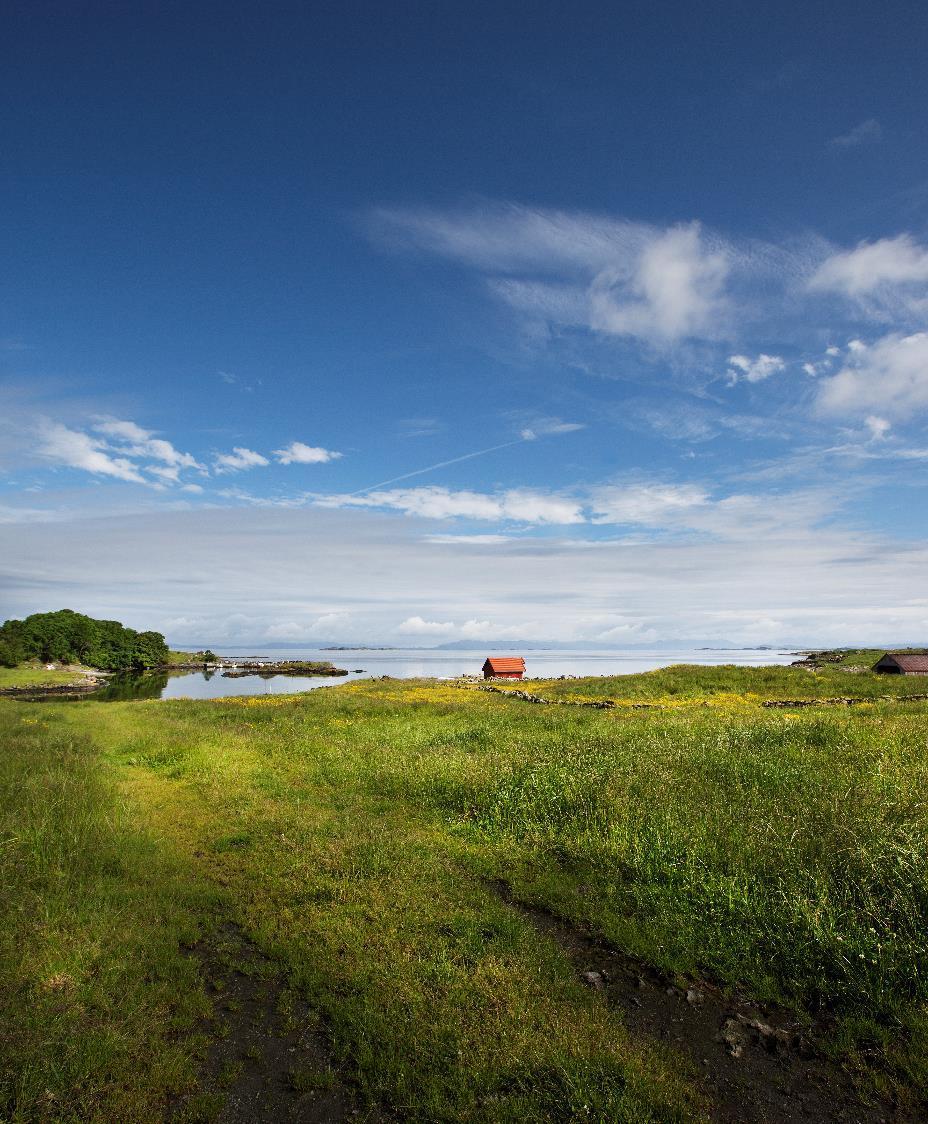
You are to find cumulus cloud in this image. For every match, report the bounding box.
[589,223,730,343]
[214,447,270,473]
[93,418,202,471]
[38,423,147,483]
[816,332,928,419]
[809,234,928,296]
[35,418,205,487]
[829,118,882,150]
[264,613,349,640]
[274,441,343,465]
[397,615,456,635]
[726,353,786,384]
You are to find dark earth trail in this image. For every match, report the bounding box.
[491,881,904,1124]
[169,924,383,1124]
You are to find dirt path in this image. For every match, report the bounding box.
[169,924,383,1124]
[170,903,905,1123]
[491,881,903,1124]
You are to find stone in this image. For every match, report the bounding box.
[719,1018,749,1058]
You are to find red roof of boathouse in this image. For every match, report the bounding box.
[874,652,928,674]
[483,657,526,679]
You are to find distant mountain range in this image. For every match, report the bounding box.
[432,639,752,651]
[177,639,923,653]
[202,638,782,652]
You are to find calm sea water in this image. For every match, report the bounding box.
[79,647,798,701]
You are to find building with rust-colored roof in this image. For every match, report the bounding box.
[873,652,928,675]
[482,656,526,679]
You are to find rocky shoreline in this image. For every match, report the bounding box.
[0,672,110,698]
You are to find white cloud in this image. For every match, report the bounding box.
[589,223,729,343]
[816,332,928,419]
[590,483,709,526]
[262,612,351,641]
[726,353,786,384]
[370,201,654,274]
[865,415,891,441]
[397,615,456,636]
[38,423,147,483]
[318,485,585,525]
[458,619,494,638]
[596,620,659,642]
[829,118,882,150]
[214,447,270,473]
[809,235,928,296]
[147,465,182,486]
[94,418,202,471]
[502,489,585,524]
[519,418,585,440]
[274,441,343,465]
[424,534,513,544]
[4,504,927,647]
[371,205,754,348]
[397,417,445,438]
[316,480,834,543]
[35,417,203,489]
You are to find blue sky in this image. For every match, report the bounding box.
[2,1,928,646]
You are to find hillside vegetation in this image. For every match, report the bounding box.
[1,661,927,1121]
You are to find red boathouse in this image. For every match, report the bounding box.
[482,656,526,680]
[873,652,928,675]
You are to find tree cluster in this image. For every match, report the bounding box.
[0,609,169,670]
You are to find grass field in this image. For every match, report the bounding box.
[0,663,103,691]
[2,659,927,1121]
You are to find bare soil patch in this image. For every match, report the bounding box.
[169,923,382,1124]
[490,881,904,1124]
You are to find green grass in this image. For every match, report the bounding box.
[0,663,100,690]
[2,661,928,1119]
[512,656,928,701]
[0,707,219,1122]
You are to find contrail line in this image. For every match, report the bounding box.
[348,438,527,496]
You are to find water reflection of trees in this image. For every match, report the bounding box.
[92,671,171,701]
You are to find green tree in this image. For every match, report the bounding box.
[132,631,170,669]
[0,610,170,671]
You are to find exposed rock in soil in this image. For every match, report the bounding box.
[489,879,906,1124]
